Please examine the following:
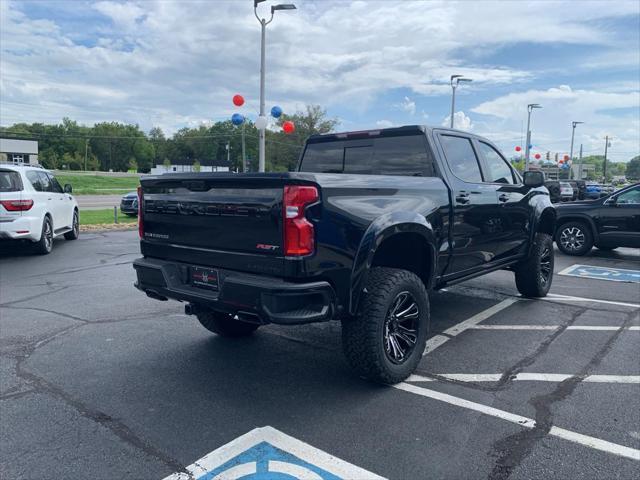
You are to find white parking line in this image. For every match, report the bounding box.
[407,373,640,384]
[543,293,640,309]
[470,325,640,331]
[393,382,640,461]
[423,298,519,355]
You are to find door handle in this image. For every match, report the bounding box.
[498,193,509,203]
[456,192,470,204]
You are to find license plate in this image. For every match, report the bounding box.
[191,266,219,290]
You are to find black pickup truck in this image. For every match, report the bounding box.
[133,126,556,383]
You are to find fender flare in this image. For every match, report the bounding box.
[349,211,437,315]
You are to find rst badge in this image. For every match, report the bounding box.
[256,243,279,251]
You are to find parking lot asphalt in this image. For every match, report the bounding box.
[1,231,638,480]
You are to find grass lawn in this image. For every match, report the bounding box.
[80,209,137,225]
[56,173,140,195]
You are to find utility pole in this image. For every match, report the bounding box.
[569,121,583,180]
[603,136,610,183]
[578,144,583,180]
[524,103,542,172]
[84,139,88,171]
[241,123,247,173]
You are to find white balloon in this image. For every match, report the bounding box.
[255,115,268,130]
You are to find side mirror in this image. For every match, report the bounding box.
[64,184,72,193]
[523,171,544,188]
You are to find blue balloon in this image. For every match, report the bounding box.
[231,113,244,126]
[271,105,283,118]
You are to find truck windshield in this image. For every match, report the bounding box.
[299,135,435,177]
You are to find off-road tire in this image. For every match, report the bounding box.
[64,210,79,240]
[555,220,593,256]
[196,310,259,337]
[34,216,53,255]
[342,267,429,384]
[515,233,554,297]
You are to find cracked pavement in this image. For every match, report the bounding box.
[1,231,638,479]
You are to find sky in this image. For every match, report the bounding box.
[0,0,639,162]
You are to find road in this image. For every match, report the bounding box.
[76,194,126,210]
[1,232,638,479]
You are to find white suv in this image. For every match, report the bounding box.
[0,164,79,254]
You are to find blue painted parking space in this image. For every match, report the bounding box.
[559,264,640,283]
[163,427,385,480]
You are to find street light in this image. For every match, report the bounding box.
[569,121,584,179]
[450,75,472,129]
[524,103,542,171]
[603,136,612,183]
[254,0,297,173]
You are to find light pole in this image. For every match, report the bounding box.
[603,136,611,183]
[524,103,542,171]
[254,0,296,172]
[569,121,584,179]
[450,75,472,129]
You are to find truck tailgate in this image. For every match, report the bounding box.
[138,173,317,275]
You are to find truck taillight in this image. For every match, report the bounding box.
[0,199,33,211]
[283,185,318,256]
[137,186,144,239]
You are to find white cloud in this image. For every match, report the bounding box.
[376,120,395,128]
[397,96,416,116]
[472,85,640,161]
[442,111,474,131]
[0,0,637,162]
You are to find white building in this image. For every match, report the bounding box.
[149,159,230,175]
[0,138,38,164]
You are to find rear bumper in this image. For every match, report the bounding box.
[133,257,336,325]
[0,215,41,242]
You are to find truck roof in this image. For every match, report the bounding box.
[307,125,473,143]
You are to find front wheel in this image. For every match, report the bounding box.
[555,221,593,256]
[515,233,554,297]
[342,267,429,384]
[196,310,259,337]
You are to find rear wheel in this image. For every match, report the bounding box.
[33,216,53,255]
[64,210,79,240]
[555,221,593,256]
[196,310,259,337]
[515,233,554,297]
[342,267,429,384]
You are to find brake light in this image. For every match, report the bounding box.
[137,186,144,239]
[1,199,33,211]
[283,185,318,256]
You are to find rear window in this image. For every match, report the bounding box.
[299,135,436,177]
[0,170,23,192]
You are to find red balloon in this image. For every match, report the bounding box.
[282,121,295,134]
[232,94,245,107]
[563,155,569,161]
[534,153,541,160]
[515,146,522,152]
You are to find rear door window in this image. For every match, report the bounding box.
[38,172,52,192]
[26,171,44,192]
[439,135,483,183]
[48,174,64,193]
[0,170,23,192]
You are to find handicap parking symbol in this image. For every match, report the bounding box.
[163,426,385,480]
[559,264,640,283]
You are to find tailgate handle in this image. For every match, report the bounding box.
[185,181,207,191]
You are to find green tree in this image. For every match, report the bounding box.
[627,156,640,180]
[192,160,201,172]
[163,158,171,172]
